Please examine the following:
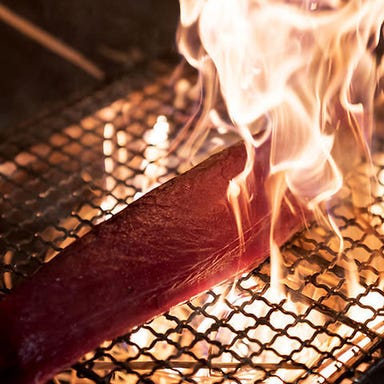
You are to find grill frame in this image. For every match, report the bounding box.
[1,59,384,384]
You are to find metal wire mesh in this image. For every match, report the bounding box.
[1,60,384,384]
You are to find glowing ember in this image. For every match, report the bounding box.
[99,113,173,214]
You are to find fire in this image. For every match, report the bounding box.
[49,2,383,382]
[176,0,384,382]
[100,114,171,213]
[178,0,382,220]
[177,0,383,292]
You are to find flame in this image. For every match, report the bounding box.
[178,0,382,208]
[177,0,383,293]
[177,0,384,382]
[47,2,383,381]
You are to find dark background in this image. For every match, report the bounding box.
[0,0,180,132]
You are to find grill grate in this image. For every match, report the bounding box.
[1,60,384,384]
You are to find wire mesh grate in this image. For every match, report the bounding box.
[1,60,384,383]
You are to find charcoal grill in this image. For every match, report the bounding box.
[1,58,384,384]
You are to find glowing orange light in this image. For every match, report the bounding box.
[178,0,384,381]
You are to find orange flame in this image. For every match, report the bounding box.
[178,1,384,380]
[178,0,382,282]
[179,0,382,200]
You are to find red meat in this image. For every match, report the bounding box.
[0,141,304,383]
